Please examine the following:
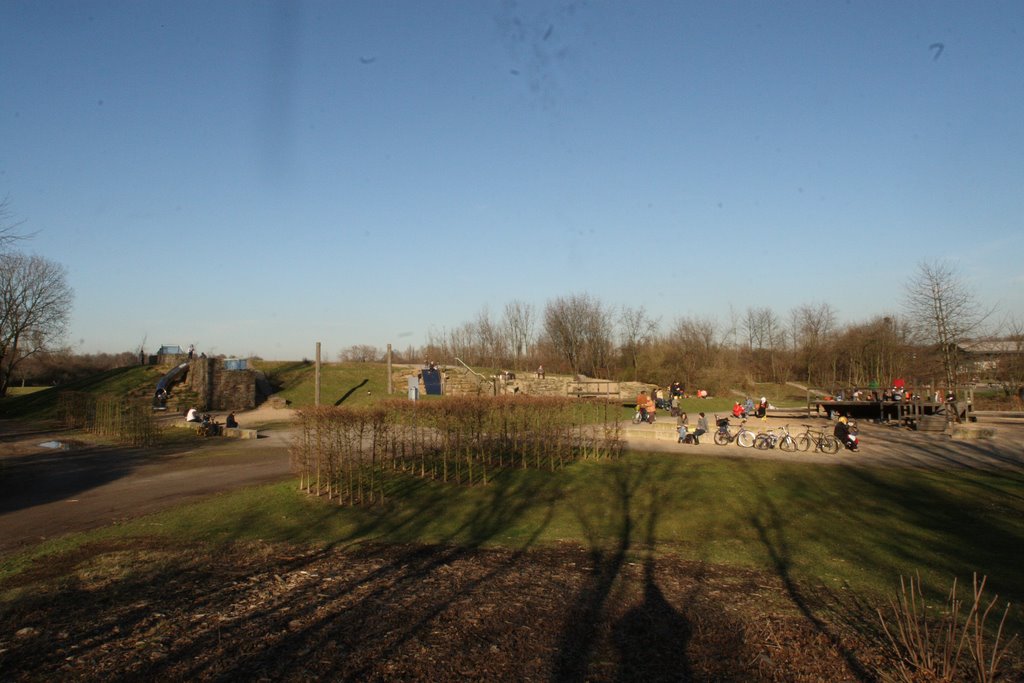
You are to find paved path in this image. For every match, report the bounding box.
[0,410,294,555]
[620,410,1024,471]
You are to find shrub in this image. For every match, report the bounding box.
[877,573,1018,682]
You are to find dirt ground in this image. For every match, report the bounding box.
[0,539,927,682]
[2,409,1023,681]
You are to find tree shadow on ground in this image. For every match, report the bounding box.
[555,457,698,681]
[735,459,875,682]
[333,379,368,406]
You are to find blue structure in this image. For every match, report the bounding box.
[421,368,442,395]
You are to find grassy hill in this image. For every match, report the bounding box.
[0,365,164,419]
[254,360,398,409]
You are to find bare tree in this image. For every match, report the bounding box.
[338,344,383,362]
[619,305,659,381]
[664,315,719,388]
[542,293,614,377]
[0,197,33,252]
[904,260,993,389]
[791,302,837,385]
[742,306,785,381]
[0,252,74,396]
[502,300,535,370]
[473,306,505,368]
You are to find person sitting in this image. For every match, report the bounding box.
[644,395,657,422]
[676,411,689,441]
[636,391,650,422]
[225,412,238,429]
[743,397,755,416]
[732,401,744,419]
[694,412,709,444]
[186,406,200,422]
[833,416,856,450]
[755,397,768,418]
[199,413,222,437]
[678,424,692,444]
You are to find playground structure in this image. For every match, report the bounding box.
[809,386,975,431]
[151,354,258,412]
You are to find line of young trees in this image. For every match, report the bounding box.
[344,263,1020,396]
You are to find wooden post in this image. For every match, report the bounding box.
[387,343,393,394]
[315,342,321,407]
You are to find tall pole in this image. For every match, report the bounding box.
[387,343,393,394]
[315,342,321,407]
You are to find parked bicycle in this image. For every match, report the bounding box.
[713,416,755,448]
[754,424,798,451]
[795,424,840,454]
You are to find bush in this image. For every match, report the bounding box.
[877,573,1018,682]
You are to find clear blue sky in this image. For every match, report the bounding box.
[2,1,1022,360]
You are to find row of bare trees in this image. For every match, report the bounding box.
[290,396,622,506]
[58,392,158,447]
[341,261,1018,395]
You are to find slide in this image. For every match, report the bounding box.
[156,361,189,394]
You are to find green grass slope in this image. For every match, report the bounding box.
[255,360,398,409]
[0,365,164,419]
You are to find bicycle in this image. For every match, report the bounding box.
[713,416,755,448]
[754,424,798,451]
[632,407,656,424]
[795,424,840,454]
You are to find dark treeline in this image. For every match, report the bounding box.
[10,350,140,387]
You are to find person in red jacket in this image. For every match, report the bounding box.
[732,401,744,418]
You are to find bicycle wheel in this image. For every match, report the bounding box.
[713,430,729,446]
[795,434,812,451]
[736,429,755,448]
[779,435,797,452]
[754,434,770,450]
[821,435,840,454]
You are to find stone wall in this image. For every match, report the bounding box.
[390,365,630,402]
[184,358,256,411]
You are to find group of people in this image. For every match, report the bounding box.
[732,397,768,419]
[185,407,239,434]
[676,411,709,444]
